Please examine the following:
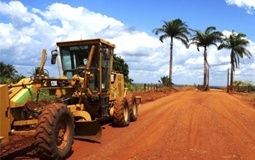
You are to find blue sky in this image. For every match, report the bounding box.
[0,0,255,86]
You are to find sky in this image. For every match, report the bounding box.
[0,0,255,86]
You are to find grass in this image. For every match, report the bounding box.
[30,89,56,101]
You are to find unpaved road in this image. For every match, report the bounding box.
[68,90,255,160]
[2,89,255,160]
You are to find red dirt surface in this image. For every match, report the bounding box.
[2,88,255,160]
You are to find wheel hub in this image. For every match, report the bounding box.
[56,120,68,149]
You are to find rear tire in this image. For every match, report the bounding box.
[113,97,130,127]
[34,103,74,160]
[127,94,138,122]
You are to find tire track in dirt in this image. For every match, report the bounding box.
[205,92,255,159]
[74,92,188,160]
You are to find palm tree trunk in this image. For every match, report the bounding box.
[207,68,209,89]
[230,51,234,90]
[203,48,207,89]
[230,66,234,90]
[169,37,173,87]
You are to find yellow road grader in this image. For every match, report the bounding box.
[0,38,141,159]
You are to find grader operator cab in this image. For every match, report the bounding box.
[0,38,141,159]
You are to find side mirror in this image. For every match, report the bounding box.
[51,49,58,64]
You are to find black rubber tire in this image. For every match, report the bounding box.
[113,97,130,127]
[127,94,138,122]
[34,103,74,160]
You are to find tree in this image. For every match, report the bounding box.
[158,75,169,86]
[218,30,252,89]
[153,18,190,87]
[113,54,133,84]
[28,67,49,77]
[189,26,223,90]
[0,62,18,78]
[0,61,24,84]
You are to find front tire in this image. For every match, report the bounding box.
[34,103,74,160]
[113,97,130,127]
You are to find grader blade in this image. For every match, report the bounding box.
[74,121,102,141]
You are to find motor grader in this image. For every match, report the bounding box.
[0,38,141,159]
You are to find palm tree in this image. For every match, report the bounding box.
[189,26,223,90]
[0,61,24,84]
[0,62,17,78]
[153,19,190,86]
[218,30,252,89]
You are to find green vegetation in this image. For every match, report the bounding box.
[158,75,169,86]
[113,54,133,86]
[0,62,24,84]
[234,80,253,87]
[30,89,56,101]
[153,19,190,87]
[233,80,255,92]
[126,83,136,92]
[28,66,49,77]
[0,61,54,101]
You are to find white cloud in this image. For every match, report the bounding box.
[219,56,229,63]
[250,63,255,69]
[33,3,124,40]
[222,30,232,37]
[0,1,32,23]
[226,0,255,14]
[185,57,203,65]
[0,1,254,86]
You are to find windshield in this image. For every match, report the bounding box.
[60,44,93,78]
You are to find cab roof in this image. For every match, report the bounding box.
[56,38,116,48]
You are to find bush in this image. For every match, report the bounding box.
[0,75,25,84]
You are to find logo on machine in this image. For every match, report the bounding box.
[51,81,58,86]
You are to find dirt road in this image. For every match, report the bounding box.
[2,89,255,160]
[68,90,255,160]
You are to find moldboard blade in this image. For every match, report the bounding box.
[74,121,102,141]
